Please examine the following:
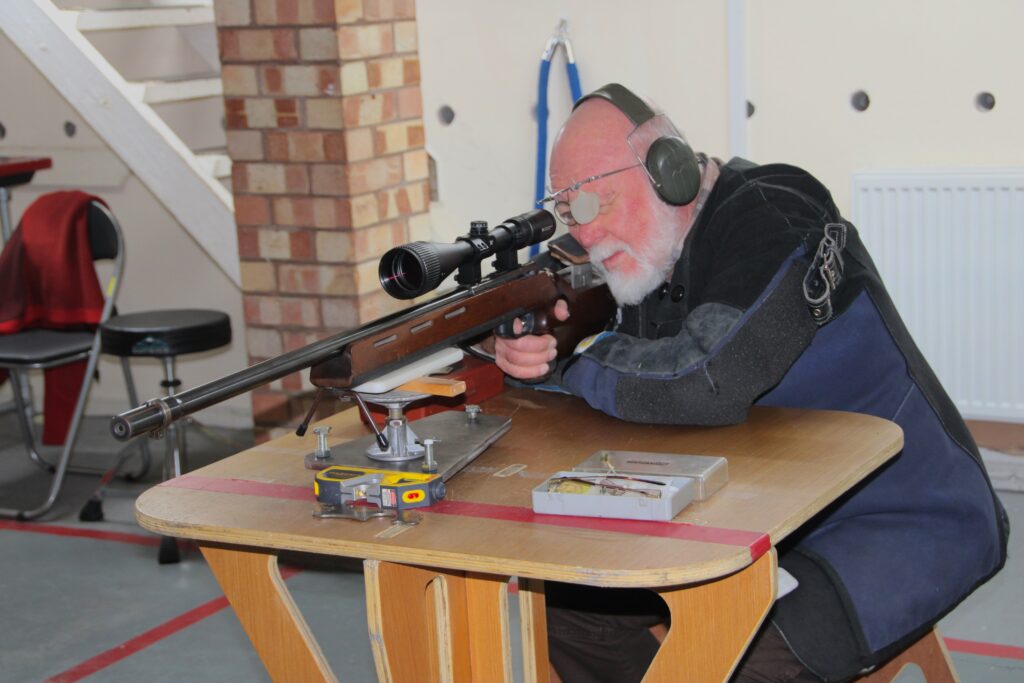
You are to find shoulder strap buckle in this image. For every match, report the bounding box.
[803,223,848,325]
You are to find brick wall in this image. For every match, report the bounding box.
[213,0,431,439]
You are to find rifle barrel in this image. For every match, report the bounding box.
[110,270,509,440]
[110,325,365,440]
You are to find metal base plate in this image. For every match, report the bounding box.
[312,503,422,525]
[304,410,511,481]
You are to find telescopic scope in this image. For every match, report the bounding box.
[378,209,555,299]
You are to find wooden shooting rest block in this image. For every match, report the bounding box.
[136,389,905,683]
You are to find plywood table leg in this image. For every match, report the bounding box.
[518,578,550,683]
[464,572,513,683]
[200,543,337,683]
[365,560,473,683]
[643,550,777,683]
[365,561,515,683]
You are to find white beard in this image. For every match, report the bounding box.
[588,205,683,306]
[589,242,666,306]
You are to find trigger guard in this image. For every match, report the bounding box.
[496,312,536,339]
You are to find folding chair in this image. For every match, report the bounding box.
[0,200,128,520]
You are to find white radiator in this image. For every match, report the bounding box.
[851,169,1024,423]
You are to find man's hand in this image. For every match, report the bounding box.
[494,300,570,379]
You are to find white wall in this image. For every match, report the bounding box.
[417,0,1022,227]
[0,33,251,428]
[416,0,731,243]
[747,0,1024,213]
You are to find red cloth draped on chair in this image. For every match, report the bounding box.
[0,191,106,443]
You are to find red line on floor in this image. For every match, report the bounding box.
[44,595,229,683]
[0,520,161,547]
[43,566,303,683]
[944,637,1024,661]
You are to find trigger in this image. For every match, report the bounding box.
[495,313,534,338]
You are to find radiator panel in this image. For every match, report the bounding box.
[851,169,1024,422]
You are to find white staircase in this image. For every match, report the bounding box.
[0,0,238,284]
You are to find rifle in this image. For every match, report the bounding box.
[111,209,614,440]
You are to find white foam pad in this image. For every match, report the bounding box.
[352,347,465,394]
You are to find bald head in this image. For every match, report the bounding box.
[545,90,709,306]
[549,99,637,190]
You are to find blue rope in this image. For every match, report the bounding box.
[567,61,582,102]
[531,47,582,256]
[534,58,552,218]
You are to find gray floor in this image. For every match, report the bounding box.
[0,411,1021,683]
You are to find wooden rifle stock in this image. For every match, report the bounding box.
[111,255,613,441]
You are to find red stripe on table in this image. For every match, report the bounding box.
[0,520,161,547]
[166,474,768,557]
[432,500,770,558]
[944,637,1024,661]
[43,566,303,683]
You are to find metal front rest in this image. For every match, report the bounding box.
[306,408,511,482]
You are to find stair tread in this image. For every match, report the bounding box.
[195,152,232,178]
[137,76,223,104]
[73,5,214,31]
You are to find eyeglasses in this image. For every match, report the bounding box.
[540,163,641,226]
[545,474,665,499]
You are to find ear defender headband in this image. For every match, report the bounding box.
[573,83,701,206]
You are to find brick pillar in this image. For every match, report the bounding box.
[213,0,431,439]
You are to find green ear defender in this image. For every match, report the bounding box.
[573,83,701,206]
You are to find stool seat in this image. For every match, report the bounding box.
[101,309,231,357]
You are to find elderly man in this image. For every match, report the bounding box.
[495,84,1008,683]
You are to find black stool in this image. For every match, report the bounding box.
[86,309,231,563]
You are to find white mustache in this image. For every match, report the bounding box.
[588,240,636,274]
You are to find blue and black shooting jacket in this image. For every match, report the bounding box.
[555,158,1009,681]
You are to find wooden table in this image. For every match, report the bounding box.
[135,389,903,683]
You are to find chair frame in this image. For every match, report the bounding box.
[0,201,125,520]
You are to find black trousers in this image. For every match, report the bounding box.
[546,583,821,683]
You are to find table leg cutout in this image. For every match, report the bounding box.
[518,578,550,683]
[200,544,337,683]
[365,561,513,683]
[644,550,777,683]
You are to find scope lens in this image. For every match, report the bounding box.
[380,250,424,296]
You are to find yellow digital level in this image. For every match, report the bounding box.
[314,465,446,511]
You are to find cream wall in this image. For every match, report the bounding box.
[743,0,1020,213]
[417,0,1022,227]
[0,34,251,428]
[416,0,731,242]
